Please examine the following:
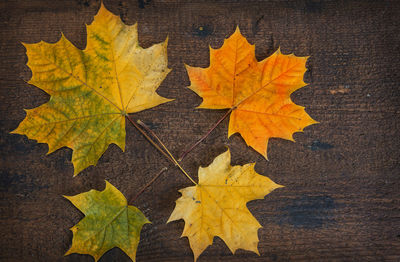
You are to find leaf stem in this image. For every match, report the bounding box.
[137,120,198,185]
[178,106,236,161]
[125,115,174,163]
[126,106,235,199]
[130,167,168,203]
[126,114,197,185]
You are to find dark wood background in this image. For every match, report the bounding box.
[1,0,399,261]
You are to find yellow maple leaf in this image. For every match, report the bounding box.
[12,3,172,175]
[168,149,283,261]
[65,180,150,262]
[186,27,317,159]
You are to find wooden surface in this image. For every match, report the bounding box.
[1,0,399,261]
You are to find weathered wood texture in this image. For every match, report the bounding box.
[1,0,399,261]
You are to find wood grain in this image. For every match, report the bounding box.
[0,0,399,261]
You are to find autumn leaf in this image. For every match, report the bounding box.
[168,149,283,261]
[64,180,150,262]
[186,27,317,159]
[12,3,172,175]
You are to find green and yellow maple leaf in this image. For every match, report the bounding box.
[65,180,150,262]
[12,3,172,175]
[168,149,283,261]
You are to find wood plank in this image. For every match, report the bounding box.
[0,0,399,261]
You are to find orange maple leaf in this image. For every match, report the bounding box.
[186,27,318,159]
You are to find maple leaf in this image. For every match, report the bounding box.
[168,149,283,261]
[186,27,317,159]
[64,180,150,262]
[11,3,172,175]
